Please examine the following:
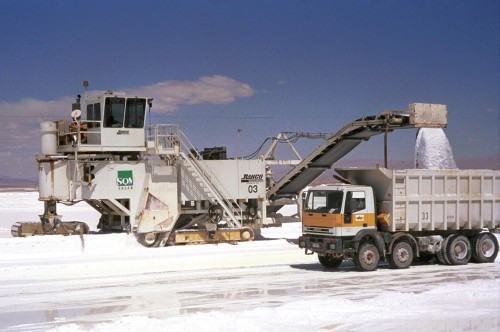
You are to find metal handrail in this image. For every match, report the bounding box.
[179,152,242,228]
[144,124,245,225]
[148,125,244,224]
[177,131,244,222]
[57,120,102,147]
[147,124,180,150]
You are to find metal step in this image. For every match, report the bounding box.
[180,152,242,228]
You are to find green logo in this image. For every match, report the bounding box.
[117,170,133,188]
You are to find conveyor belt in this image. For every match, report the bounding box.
[267,104,447,202]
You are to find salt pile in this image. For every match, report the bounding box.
[415,128,457,169]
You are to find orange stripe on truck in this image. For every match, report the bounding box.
[303,213,375,228]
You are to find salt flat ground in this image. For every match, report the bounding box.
[0,192,499,331]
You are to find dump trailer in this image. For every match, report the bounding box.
[299,167,499,271]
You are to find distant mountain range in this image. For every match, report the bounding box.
[0,175,36,188]
[0,156,497,188]
[274,156,500,185]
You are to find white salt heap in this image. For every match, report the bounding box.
[415,128,457,169]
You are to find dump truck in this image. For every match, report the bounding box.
[299,167,499,271]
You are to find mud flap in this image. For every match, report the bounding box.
[305,249,314,255]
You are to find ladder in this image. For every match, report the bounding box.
[147,124,243,228]
[179,151,242,228]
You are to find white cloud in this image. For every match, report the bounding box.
[127,75,254,112]
[0,75,253,117]
[0,96,75,117]
[0,76,254,179]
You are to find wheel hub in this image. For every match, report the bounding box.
[143,232,157,245]
[453,241,467,260]
[396,248,409,262]
[363,250,375,265]
[481,239,494,257]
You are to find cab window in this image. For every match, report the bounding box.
[345,191,366,214]
[125,98,146,128]
[94,103,101,123]
[87,103,101,128]
[87,104,93,120]
[304,190,343,214]
[104,97,125,128]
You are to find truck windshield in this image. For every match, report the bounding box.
[304,190,344,214]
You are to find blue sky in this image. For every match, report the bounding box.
[0,0,498,179]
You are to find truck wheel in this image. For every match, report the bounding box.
[354,243,379,271]
[437,235,452,265]
[388,241,414,269]
[446,235,471,265]
[318,254,343,268]
[136,232,158,247]
[471,233,499,263]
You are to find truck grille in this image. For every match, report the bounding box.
[304,226,331,234]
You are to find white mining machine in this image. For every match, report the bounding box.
[11,85,450,247]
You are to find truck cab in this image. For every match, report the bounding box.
[302,185,376,238]
[299,185,383,270]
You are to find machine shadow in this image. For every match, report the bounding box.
[290,261,392,272]
[253,231,299,245]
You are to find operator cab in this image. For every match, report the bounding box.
[58,92,152,153]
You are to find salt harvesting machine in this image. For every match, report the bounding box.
[11,86,452,247]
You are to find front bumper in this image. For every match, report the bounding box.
[299,235,357,254]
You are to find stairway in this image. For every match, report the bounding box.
[179,152,243,228]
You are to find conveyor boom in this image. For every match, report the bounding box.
[266,103,447,201]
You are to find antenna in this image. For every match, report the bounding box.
[83,80,89,104]
[147,98,153,127]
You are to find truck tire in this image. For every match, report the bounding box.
[354,243,380,272]
[437,235,452,265]
[471,233,499,263]
[446,235,471,265]
[136,232,158,247]
[388,241,414,269]
[318,254,343,268]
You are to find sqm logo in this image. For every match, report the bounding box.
[117,170,133,189]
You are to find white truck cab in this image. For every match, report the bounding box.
[302,185,376,237]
